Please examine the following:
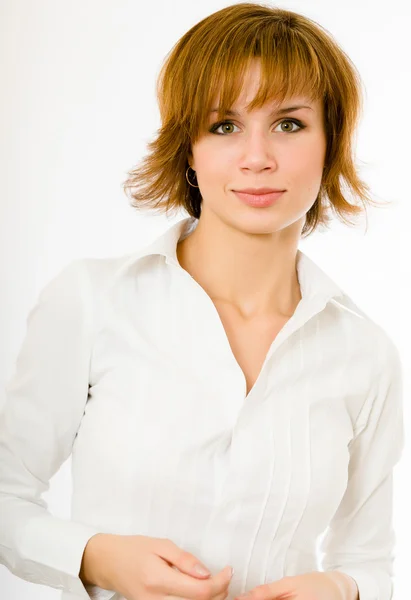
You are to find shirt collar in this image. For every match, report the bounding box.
[114,216,361,315]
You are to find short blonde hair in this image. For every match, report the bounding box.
[122,2,387,238]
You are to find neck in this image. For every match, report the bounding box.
[176,209,303,320]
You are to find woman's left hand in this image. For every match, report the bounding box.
[234,571,358,600]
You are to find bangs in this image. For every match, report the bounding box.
[186,23,327,142]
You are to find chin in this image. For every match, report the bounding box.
[223,211,290,234]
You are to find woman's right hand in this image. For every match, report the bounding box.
[80,533,234,600]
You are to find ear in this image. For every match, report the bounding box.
[187,150,195,171]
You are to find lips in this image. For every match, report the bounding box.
[234,188,285,195]
[234,189,285,207]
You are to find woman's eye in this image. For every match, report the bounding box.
[210,118,304,135]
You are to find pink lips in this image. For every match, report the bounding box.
[235,188,284,194]
[233,190,285,207]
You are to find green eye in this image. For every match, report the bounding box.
[209,118,306,135]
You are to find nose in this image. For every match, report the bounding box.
[238,132,279,172]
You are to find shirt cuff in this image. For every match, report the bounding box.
[18,515,117,598]
[83,585,118,600]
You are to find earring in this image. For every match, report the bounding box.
[186,166,199,188]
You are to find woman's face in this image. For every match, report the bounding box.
[188,60,327,236]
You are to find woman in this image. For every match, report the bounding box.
[0,4,404,600]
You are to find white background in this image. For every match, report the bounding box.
[1,0,410,598]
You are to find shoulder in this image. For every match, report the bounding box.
[328,292,401,373]
[76,254,133,291]
[52,251,138,294]
[36,253,137,328]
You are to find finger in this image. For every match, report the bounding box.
[159,559,233,600]
[155,538,213,580]
[169,590,229,600]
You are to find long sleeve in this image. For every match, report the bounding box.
[319,335,405,600]
[0,259,116,599]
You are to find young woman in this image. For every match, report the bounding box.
[0,4,403,600]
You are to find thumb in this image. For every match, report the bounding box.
[157,538,233,582]
[175,558,212,578]
[172,562,234,581]
[190,564,234,584]
[160,540,211,578]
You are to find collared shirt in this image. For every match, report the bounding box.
[0,216,404,600]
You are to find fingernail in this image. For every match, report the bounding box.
[229,567,235,579]
[194,563,211,576]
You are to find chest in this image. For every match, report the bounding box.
[81,285,360,546]
[213,305,290,397]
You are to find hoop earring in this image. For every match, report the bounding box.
[186,166,199,188]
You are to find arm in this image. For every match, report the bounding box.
[0,259,115,599]
[319,334,404,600]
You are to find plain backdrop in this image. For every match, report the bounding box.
[1,0,410,598]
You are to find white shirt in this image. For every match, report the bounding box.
[0,216,404,600]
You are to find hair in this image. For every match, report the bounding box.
[122,2,388,238]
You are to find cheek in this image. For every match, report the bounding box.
[286,142,326,183]
[194,149,225,179]
[198,160,231,191]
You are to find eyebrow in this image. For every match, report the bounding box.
[209,105,313,116]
